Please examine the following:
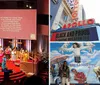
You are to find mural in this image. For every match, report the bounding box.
[50,42,100,85]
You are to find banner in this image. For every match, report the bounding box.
[0,10,36,40]
[50,42,100,84]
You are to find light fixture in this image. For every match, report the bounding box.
[26,4,29,7]
[29,6,32,9]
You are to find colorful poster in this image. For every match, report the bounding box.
[50,42,100,85]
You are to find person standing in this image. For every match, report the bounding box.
[0,51,4,67]
[11,48,16,61]
[2,55,7,71]
[0,46,3,51]
[61,61,70,85]
[19,48,24,61]
[23,50,29,62]
[5,46,12,59]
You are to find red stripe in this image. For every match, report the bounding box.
[51,33,57,41]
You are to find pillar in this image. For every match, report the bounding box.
[26,40,31,52]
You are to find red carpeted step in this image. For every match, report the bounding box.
[10,71,22,75]
[0,73,26,82]
[0,80,3,82]
[0,61,26,82]
[0,76,4,82]
[10,72,25,78]
[0,72,4,77]
[0,76,4,78]
[10,74,26,81]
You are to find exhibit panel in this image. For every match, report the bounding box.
[50,42,100,85]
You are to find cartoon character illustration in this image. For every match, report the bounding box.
[51,43,100,84]
[71,68,87,84]
[59,43,94,63]
[94,66,100,82]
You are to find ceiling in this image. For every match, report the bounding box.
[0,0,37,9]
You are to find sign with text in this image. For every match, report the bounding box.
[51,27,98,41]
[62,19,95,29]
[67,0,74,9]
[0,10,36,40]
[72,0,79,21]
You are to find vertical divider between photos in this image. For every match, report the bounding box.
[49,0,51,85]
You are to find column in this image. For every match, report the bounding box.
[38,35,43,53]
[0,39,3,48]
[1,39,3,48]
[26,40,31,52]
[0,39,2,46]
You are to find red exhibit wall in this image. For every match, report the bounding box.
[0,10,36,40]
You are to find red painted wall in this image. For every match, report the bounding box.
[37,0,49,14]
[38,25,49,36]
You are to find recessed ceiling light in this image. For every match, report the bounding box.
[26,4,29,7]
[29,6,32,9]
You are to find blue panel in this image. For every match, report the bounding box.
[50,0,62,27]
[51,25,100,41]
[89,27,98,41]
[96,26,100,41]
[51,24,97,33]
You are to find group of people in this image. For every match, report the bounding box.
[0,46,29,62]
[0,46,44,62]
[51,61,87,85]
[0,46,48,71]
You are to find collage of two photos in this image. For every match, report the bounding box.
[50,0,100,85]
[0,0,49,85]
[0,0,100,85]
